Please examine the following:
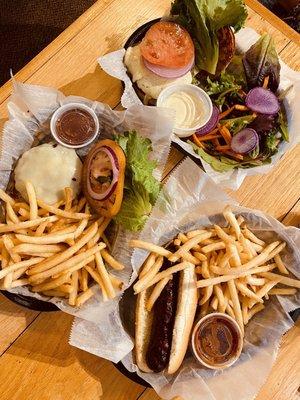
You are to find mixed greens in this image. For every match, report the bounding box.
[188,34,289,172]
[114,131,161,231]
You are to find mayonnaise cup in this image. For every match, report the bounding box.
[157,84,213,138]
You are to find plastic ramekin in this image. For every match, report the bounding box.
[191,312,243,370]
[157,83,213,138]
[50,102,99,149]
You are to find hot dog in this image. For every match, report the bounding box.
[135,255,198,374]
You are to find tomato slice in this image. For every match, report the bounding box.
[140,21,195,69]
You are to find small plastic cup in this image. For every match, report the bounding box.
[157,83,213,138]
[191,312,243,370]
[50,102,99,149]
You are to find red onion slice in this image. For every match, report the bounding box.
[245,87,280,115]
[87,146,120,201]
[231,128,259,154]
[195,105,220,136]
[143,56,194,79]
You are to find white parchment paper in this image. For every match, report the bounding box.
[98,27,300,190]
[70,157,300,399]
[0,80,174,324]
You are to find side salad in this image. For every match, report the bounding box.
[189,34,289,171]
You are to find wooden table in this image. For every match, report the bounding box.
[0,1,299,399]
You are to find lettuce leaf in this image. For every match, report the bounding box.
[219,114,256,135]
[114,131,161,231]
[243,33,281,92]
[171,0,247,74]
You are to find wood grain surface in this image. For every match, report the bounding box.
[0,0,299,399]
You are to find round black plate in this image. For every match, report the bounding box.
[1,290,59,312]
[114,362,151,387]
[124,18,160,50]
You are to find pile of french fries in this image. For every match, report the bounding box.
[0,183,124,307]
[130,206,300,335]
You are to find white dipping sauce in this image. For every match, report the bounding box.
[162,91,204,129]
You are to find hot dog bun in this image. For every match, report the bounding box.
[135,263,197,374]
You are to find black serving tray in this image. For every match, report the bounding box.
[1,290,59,311]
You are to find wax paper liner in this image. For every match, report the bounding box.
[0,79,174,324]
[98,27,300,190]
[70,157,299,400]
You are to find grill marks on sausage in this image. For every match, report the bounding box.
[146,258,179,372]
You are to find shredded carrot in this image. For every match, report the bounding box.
[212,138,220,147]
[219,126,232,145]
[235,105,248,111]
[219,104,249,119]
[216,145,231,151]
[263,75,269,89]
[197,134,222,142]
[192,134,205,149]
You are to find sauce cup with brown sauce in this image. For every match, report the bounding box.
[191,312,243,370]
[50,103,99,148]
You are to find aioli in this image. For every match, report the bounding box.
[162,90,204,129]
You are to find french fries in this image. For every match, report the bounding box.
[130,206,299,336]
[0,185,124,307]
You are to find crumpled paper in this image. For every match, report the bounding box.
[0,80,174,323]
[98,27,300,190]
[70,157,300,400]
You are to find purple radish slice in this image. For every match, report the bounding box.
[245,87,280,115]
[231,128,259,154]
[143,56,194,79]
[195,105,220,136]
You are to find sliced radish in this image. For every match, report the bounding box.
[231,128,259,154]
[245,87,280,115]
[143,56,194,79]
[195,105,219,136]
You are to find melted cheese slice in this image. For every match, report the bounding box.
[15,143,82,204]
[124,45,192,99]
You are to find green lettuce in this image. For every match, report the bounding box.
[114,131,161,232]
[219,114,256,135]
[204,72,241,107]
[171,0,247,74]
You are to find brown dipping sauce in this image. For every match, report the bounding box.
[56,108,96,145]
[194,315,240,366]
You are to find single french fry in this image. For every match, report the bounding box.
[85,265,110,301]
[193,252,207,262]
[109,273,124,290]
[214,225,235,243]
[247,303,265,322]
[57,284,73,294]
[139,253,157,278]
[95,252,116,299]
[0,257,43,280]
[248,278,282,308]
[235,281,263,303]
[64,187,73,211]
[226,303,235,319]
[16,232,75,244]
[42,290,68,298]
[186,229,208,238]
[31,272,71,292]
[259,272,300,289]
[28,222,99,275]
[80,268,89,291]
[69,271,79,306]
[129,239,171,257]
[237,215,245,226]
[134,256,164,293]
[214,284,226,311]
[197,264,275,288]
[146,276,172,311]
[269,288,297,296]
[211,295,218,310]
[199,285,214,305]
[28,245,101,283]
[3,235,21,263]
[0,216,58,234]
[223,206,241,239]
[202,242,226,254]
[25,181,38,220]
[242,301,248,324]
[6,202,20,224]
[228,280,244,335]
[245,276,266,286]
[0,189,15,205]
[177,233,201,251]
[37,199,90,220]
[274,254,289,275]
[101,249,125,271]
[75,288,95,307]
[12,243,65,254]
[134,262,191,294]
[0,278,30,290]
[35,220,50,236]
[200,299,210,317]
[228,243,241,267]
[219,252,232,268]
[13,265,31,280]
[74,218,89,239]
[243,227,265,246]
